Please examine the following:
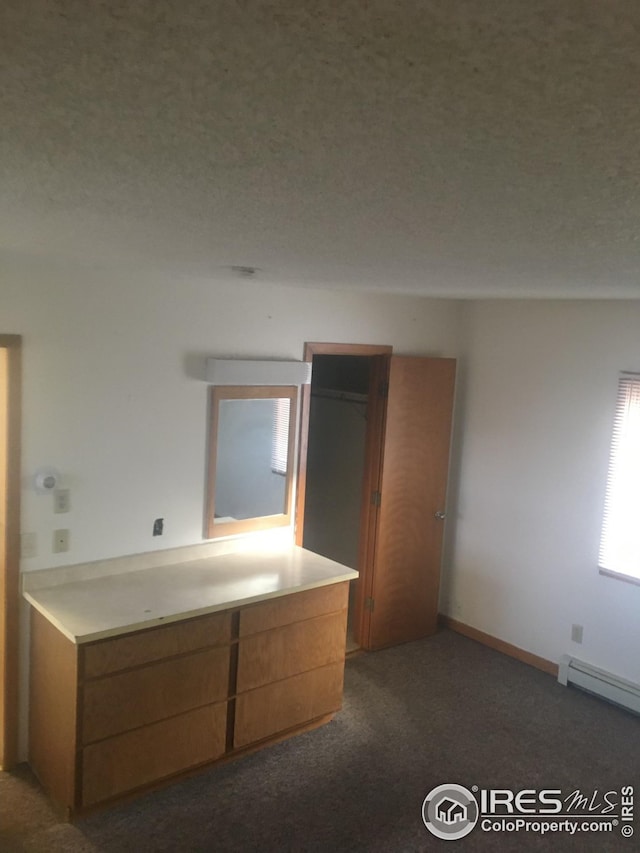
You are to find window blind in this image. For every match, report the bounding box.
[271,398,290,475]
[598,372,640,581]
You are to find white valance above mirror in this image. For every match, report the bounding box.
[205,358,311,386]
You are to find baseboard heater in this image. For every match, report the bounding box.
[558,655,640,715]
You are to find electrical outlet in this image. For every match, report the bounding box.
[21,532,37,558]
[153,518,164,536]
[571,623,583,644]
[53,488,71,513]
[53,528,70,553]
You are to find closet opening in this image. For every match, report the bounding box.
[296,343,392,653]
[302,355,370,651]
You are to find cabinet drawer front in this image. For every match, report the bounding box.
[234,662,344,748]
[82,702,227,806]
[83,647,229,743]
[239,582,348,637]
[236,610,347,693]
[83,611,231,679]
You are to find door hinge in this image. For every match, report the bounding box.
[365,596,375,612]
[371,490,382,507]
[378,381,389,398]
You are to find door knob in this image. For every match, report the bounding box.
[434,510,446,520]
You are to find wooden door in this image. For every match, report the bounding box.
[365,357,456,650]
[353,354,389,644]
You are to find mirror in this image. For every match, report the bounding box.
[206,385,297,539]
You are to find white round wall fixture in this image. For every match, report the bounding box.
[34,467,60,494]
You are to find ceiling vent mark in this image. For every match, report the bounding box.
[231,266,259,278]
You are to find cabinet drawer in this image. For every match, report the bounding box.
[83,611,231,679]
[82,702,227,806]
[234,662,344,748]
[82,646,229,743]
[236,610,347,693]
[239,582,348,637]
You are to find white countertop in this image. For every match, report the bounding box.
[23,545,358,644]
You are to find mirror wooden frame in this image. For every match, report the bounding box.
[205,385,297,539]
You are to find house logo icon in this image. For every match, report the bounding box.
[436,797,467,825]
[422,784,479,840]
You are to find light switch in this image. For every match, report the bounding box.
[54,488,71,513]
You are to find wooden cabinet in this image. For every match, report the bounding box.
[234,584,348,748]
[29,608,231,814]
[29,581,349,817]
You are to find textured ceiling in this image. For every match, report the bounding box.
[2,1,640,297]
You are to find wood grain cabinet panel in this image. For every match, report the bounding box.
[28,610,78,813]
[82,703,227,806]
[82,646,229,743]
[29,581,350,816]
[234,662,344,748]
[239,582,348,636]
[237,610,347,693]
[83,611,231,678]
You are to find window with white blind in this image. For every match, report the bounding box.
[598,372,640,583]
[271,397,291,475]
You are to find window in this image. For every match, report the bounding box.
[599,372,640,583]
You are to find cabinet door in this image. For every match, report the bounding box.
[366,357,456,649]
[83,647,229,743]
[83,611,231,678]
[239,582,348,637]
[234,662,344,748]
[236,610,347,693]
[82,703,227,806]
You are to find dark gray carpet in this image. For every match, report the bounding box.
[1,629,638,852]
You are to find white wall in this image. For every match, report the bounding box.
[443,300,640,683]
[1,254,462,572]
[3,254,462,759]
[8,254,640,752]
